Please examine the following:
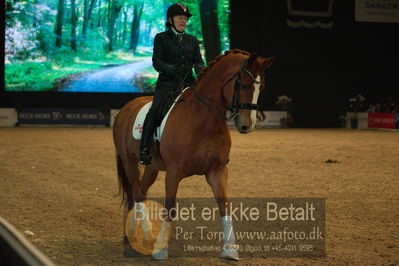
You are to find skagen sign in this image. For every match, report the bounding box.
[356,0,399,23]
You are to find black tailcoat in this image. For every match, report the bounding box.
[152,29,204,91]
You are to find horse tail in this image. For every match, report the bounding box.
[116,153,133,207]
[116,152,142,209]
[116,153,129,206]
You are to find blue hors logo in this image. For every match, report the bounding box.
[18,109,109,125]
[52,112,63,120]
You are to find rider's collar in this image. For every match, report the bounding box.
[171,27,185,36]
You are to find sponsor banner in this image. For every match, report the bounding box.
[396,114,399,129]
[355,0,399,23]
[345,112,369,129]
[368,113,395,129]
[124,198,325,258]
[0,108,18,126]
[18,109,110,125]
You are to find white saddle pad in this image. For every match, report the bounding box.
[132,88,188,141]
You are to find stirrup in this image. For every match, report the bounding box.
[139,149,152,165]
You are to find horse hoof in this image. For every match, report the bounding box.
[220,245,239,261]
[152,248,168,260]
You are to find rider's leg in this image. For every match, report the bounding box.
[139,108,158,165]
[139,87,169,165]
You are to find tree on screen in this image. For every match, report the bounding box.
[199,0,221,63]
[82,0,97,40]
[71,0,77,50]
[107,0,124,51]
[54,0,65,47]
[129,0,144,53]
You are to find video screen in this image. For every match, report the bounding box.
[5,0,230,93]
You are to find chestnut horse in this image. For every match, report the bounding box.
[113,49,275,260]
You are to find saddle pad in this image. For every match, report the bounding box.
[132,88,188,141]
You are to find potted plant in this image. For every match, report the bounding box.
[348,94,365,129]
[276,95,293,128]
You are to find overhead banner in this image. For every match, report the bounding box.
[287,0,334,29]
[18,109,110,125]
[355,0,399,23]
[368,113,395,129]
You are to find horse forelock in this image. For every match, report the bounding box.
[193,49,252,87]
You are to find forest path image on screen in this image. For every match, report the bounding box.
[59,58,152,93]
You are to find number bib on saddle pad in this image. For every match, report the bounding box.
[132,88,188,141]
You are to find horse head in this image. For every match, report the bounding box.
[222,52,275,134]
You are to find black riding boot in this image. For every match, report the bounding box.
[139,109,157,165]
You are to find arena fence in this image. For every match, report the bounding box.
[1,108,398,130]
[0,216,55,266]
[345,112,399,130]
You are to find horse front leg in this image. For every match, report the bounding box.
[206,165,239,261]
[152,171,181,260]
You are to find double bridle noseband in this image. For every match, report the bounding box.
[224,60,261,120]
[191,59,261,121]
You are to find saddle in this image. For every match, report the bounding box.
[157,88,183,126]
[132,88,187,141]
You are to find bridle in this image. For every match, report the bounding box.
[223,59,261,120]
[191,59,261,121]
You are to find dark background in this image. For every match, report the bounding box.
[231,0,399,126]
[1,0,398,127]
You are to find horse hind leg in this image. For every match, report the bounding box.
[123,157,159,252]
[125,201,156,255]
[117,153,137,256]
[140,166,159,198]
[117,152,148,256]
[125,165,159,250]
[136,166,159,248]
[118,154,162,256]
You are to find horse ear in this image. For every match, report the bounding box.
[247,53,258,66]
[261,55,276,70]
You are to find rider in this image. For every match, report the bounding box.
[139,3,204,165]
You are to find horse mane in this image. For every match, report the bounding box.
[194,49,251,86]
